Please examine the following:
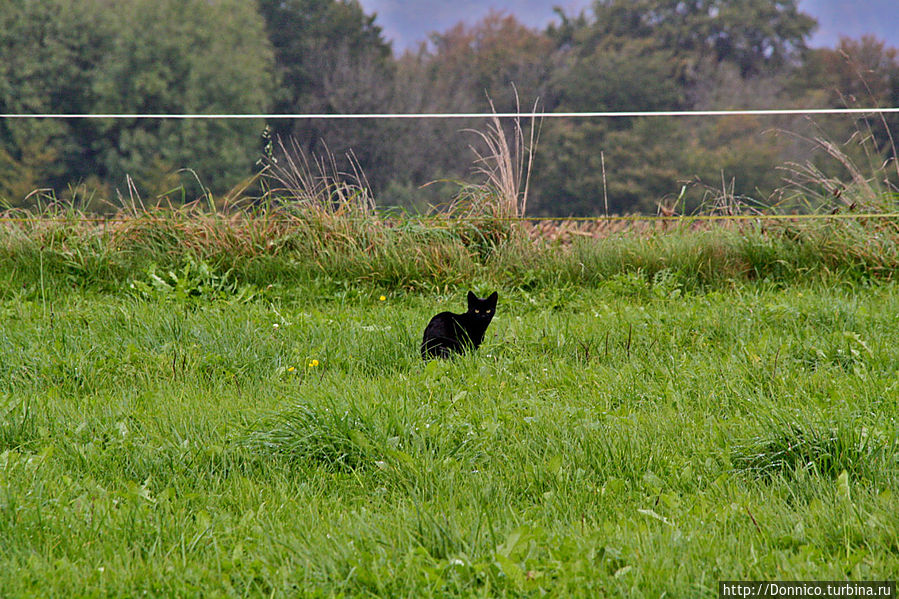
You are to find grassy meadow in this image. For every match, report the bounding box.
[1,211,899,597]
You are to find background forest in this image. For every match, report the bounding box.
[1,0,897,215]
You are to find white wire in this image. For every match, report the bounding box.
[1,108,899,119]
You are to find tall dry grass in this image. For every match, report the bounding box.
[459,94,541,220]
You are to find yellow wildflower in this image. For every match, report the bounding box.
[379,295,386,301]
[309,359,319,367]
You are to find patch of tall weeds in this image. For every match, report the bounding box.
[732,412,898,485]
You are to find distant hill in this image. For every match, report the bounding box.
[357,0,899,52]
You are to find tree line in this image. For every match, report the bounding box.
[1,0,897,215]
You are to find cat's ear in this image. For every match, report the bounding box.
[467,290,476,304]
[487,291,498,306]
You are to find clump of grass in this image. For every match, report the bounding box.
[0,397,37,452]
[258,137,500,285]
[263,136,375,217]
[427,93,541,253]
[732,413,897,483]
[777,96,898,213]
[244,403,375,473]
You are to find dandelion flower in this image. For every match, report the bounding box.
[309,359,319,367]
[287,366,295,373]
[379,295,386,301]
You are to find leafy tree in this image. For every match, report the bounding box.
[0,0,112,201]
[258,0,390,119]
[532,118,691,215]
[572,0,815,78]
[424,11,555,112]
[530,0,817,215]
[551,36,685,115]
[89,0,274,196]
[797,36,899,150]
[257,0,396,191]
[0,0,274,205]
[380,12,553,208]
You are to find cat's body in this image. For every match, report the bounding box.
[421,291,498,359]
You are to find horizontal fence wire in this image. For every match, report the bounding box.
[3,213,899,225]
[2,108,899,120]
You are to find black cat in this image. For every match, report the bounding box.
[421,291,498,359]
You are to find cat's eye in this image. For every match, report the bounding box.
[474,309,480,313]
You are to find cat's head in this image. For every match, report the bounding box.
[467,290,498,321]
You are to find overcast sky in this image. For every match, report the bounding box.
[356,0,899,52]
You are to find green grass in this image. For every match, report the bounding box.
[5,207,899,299]
[1,266,897,596]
